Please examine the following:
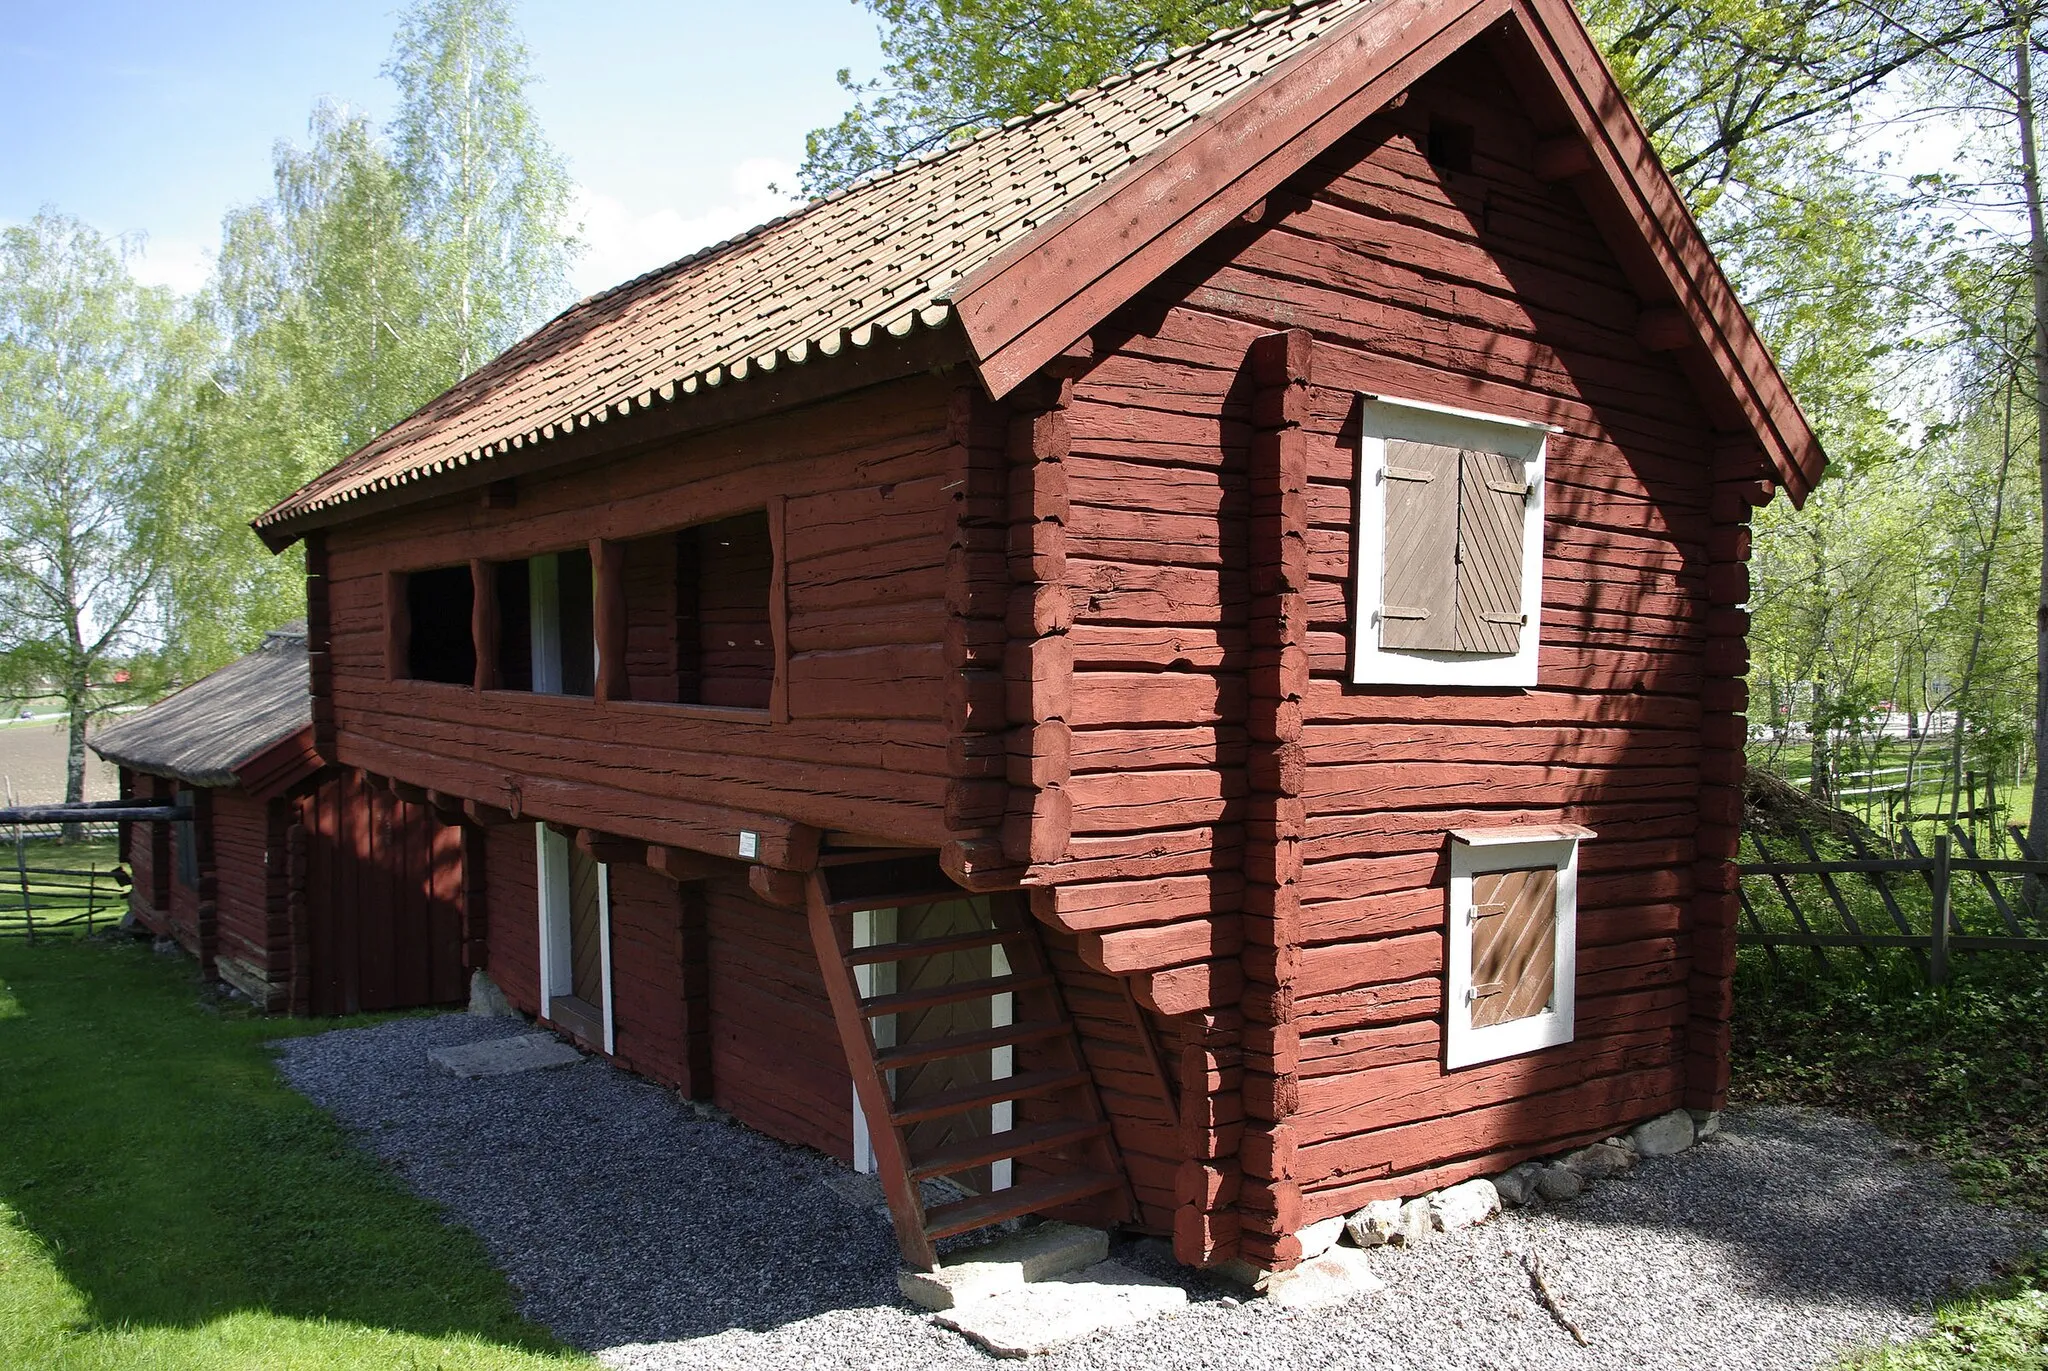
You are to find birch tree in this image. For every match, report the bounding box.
[386,0,578,377]
[0,213,207,816]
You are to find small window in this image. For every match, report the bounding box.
[677,511,773,710]
[1354,395,1551,687]
[403,566,476,684]
[1444,826,1588,1069]
[493,550,595,697]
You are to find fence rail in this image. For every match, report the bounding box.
[1736,826,2048,982]
[0,862,126,942]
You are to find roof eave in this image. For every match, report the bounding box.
[253,312,975,551]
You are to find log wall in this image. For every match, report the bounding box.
[211,788,289,1010]
[319,372,961,854]
[1035,44,1733,1266]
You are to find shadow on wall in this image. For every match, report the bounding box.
[0,938,564,1356]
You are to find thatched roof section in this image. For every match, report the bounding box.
[91,625,311,786]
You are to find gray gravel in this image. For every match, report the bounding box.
[274,1014,2037,1370]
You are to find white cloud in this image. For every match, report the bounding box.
[124,233,213,296]
[568,157,801,299]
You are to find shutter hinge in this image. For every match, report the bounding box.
[1480,613,1527,626]
[1382,466,1435,483]
[1379,605,1430,621]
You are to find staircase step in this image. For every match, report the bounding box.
[874,1020,1066,1071]
[909,1119,1113,1181]
[922,1171,1123,1242]
[844,929,1019,967]
[889,1068,1094,1126]
[861,973,1049,1018]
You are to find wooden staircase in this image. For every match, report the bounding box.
[806,853,1129,1268]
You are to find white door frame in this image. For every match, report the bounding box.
[535,824,614,1055]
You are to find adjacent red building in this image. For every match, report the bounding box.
[93,625,467,1017]
[253,0,1820,1270]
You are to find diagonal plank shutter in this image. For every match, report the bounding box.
[1468,866,1558,1028]
[1455,449,1529,653]
[568,846,605,1007]
[1379,439,1461,650]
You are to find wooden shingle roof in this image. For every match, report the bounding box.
[91,626,311,787]
[258,0,1825,543]
[256,0,1361,537]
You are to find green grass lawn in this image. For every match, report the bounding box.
[0,935,595,1370]
[1734,951,2048,1368]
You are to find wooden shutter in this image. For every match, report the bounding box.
[1456,448,1528,654]
[1468,867,1557,1028]
[1379,439,1461,650]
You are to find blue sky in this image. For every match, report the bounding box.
[0,0,885,297]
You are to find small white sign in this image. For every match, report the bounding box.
[737,830,760,860]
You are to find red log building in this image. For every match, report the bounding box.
[253,0,1820,1271]
[93,625,467,1017]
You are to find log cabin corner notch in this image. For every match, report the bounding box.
[254,0,1819,1273]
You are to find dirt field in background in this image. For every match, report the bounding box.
[0,718,117,805]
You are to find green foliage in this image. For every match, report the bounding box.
[158,0,580,677]
[0,936,591,1369]
[0,213,212,797]
[1839,1253,2048,1369]
[1734,952,2048,1211]
[386,0,580,375]
[800,1,1257,194]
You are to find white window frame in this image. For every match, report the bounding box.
[1444,826,1590,1070]
[1352,393,1556,687]
[535,824,614,1055]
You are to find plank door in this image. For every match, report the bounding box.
[537,826,612,1052]
[853,895,1013,1196]
[1468,867,1558,1028]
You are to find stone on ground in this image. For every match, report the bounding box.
[1690,1108,1724,1139]
[1534,1164,1585,1201]
[1494,1162,1543,1208]
[1630,1109,1699,1157]
[1431,1178,1501,1231]
[429,1032,582,1078]
[1296,1214,1347,1260]
[933,1259,1186,1356]
[1563,1141,1636,1180]
[1394,1197,1433,1245]
[466,969,518,1018]
[897,1222,1109,1311]
[1259,1245,1385,1308]
[1345,1197,1403,1247]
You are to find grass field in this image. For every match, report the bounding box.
[0,935,594,1370]
[0,840,125,941]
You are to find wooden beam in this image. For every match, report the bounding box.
[749,865,807,910]
[481,479,516,510]
[1532,134,1594,181]
[425,789,468,819]
[471,558,499,692]
[592,538,627,704]
[576,829,645,866]
[390,780,430,806]
[463,797,518,828]
[648,844,725,882]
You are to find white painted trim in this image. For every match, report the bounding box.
[535,824,571,1020]
[530,553,563,694]
[1360,391,1564,434]
[1352,395,1548,688]
[597,861,615,1056]
[1444,831,1585,1070]
[850,907,898,1175]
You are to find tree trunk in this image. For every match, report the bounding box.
[2017,25,2048,873]
[63,669,88,845]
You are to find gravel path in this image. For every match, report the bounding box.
[274,1014,2035,1371]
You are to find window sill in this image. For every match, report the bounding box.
[459,688,774,727]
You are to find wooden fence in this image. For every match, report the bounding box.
[0,861,126,942]
[1737,825,2048,982]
